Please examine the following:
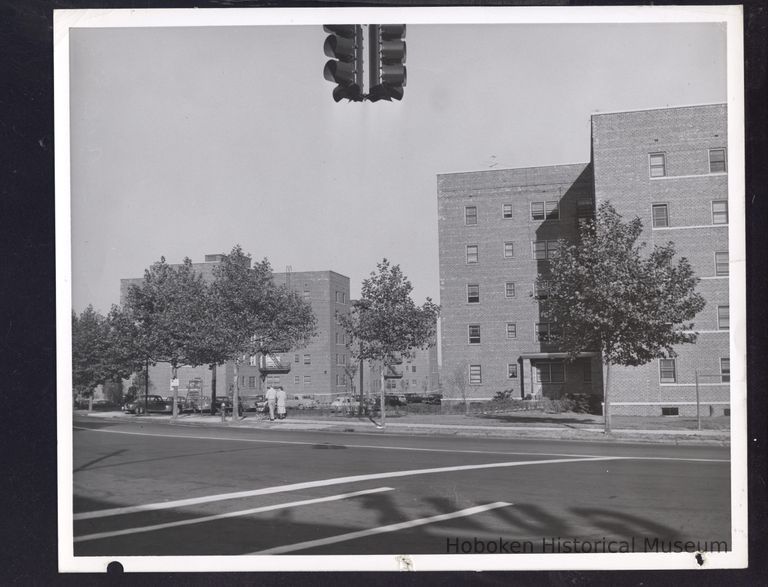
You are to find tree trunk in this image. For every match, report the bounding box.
[210,363,220,421]
[171,365,178,420]
[358,358,364,417]
[232,356,241,422]
[380,366,386,429]
[144,357,150,414]
[604,362,612,434]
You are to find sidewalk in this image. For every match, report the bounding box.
[80,410,731,445]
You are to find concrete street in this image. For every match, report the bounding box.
[72,414,731,556]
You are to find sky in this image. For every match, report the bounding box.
[67,16,727,314]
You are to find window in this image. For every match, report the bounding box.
[294,354,300,363]
[505,282,516,298]
[412,366,417,373]
[468,324,481,344]
[652,204,669,228]
[535,322,562,342]
[294,375,300,384]
[465,206,478,225]
[712,200,728,225]
[576,197,594,218]
[469,365,482,385]
[715,251,729,276]
[661,407,679,416]
[582,360,593,383]
[534,361,565,383]
[720,358,730,383]
[717,305,729,330]
[335,332,340,344]
[266,375,280,386]
[659,359,676,383]
[709,148,727,173]
[532,240,559,260]
[507,364,518,379]
[503,241,514,258]
[466,245,479,264]
[248,376,256,388]
[467,284,480,303]
[502,204,513,219]
[303,284,311,299]
[649,153,666,177]
[534,280,549,299]
[506,322,517,339]
[303,354,311,365]
[531,201,560,221]
[304,375,311,384]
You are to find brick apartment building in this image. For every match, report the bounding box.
[438,104,730,416]
[120,255,351,402]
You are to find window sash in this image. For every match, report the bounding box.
[505,282,516,298]
[712,200,728,225]
[721,358,730,383]
[652,204,669,228]
[649,153,666,177]
[709,149,726,173]
[545,201,560,220]
[469,365,482,384]
[718,305,730,330]
[507,364,518,378]
[715,251,729,276]
[532,241,547,259]
[506,323,517,338]
[467,284,480,303]
[504,241,514,258]
[466,245,479,263]
[468,324,481,344]
[659,359,676,383]
[531,202,545,220]
[502,204,513,218]
[465,206,478,225]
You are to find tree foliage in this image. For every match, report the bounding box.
[536,201,706,366]
[122,257,210,371]
[340,259,440,363]
[209,246,318,359]
[72,305,143,397]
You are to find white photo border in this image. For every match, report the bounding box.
[55,5,747,573]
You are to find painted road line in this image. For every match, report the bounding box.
[250,502,514,555]
[74,487,394,543]
[73,456,616,521]
[73,426,730,463]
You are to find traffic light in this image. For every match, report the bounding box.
[368,24,406,102]
[323,25,364,102]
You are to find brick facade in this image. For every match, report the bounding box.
[120,258,350,402]
[437,104,730,416]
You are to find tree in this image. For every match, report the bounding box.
[122,257,210,418]
[536,201,706,433]
[72,305,143,410]
[339,259,440,427]
[209,246,318,417]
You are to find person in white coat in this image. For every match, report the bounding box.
[276,386,287,420]
[265,386,277,421]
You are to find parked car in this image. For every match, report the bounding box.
[285,394,319,410]
[242,395,267,413]
[164,395,186,412]
[404,393,424,404]
[424,393,442,405]
[384,394,407,407]
[213,397,244,416]
[330,396,360,413]
[124,395,174,415]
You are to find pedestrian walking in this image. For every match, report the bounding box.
[265,385,277,421]
[276,386,287,420]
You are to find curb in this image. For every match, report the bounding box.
[80,412,731,446]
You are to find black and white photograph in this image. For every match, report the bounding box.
[55,6,747,573]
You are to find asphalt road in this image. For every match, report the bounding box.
[71,415,731,557]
